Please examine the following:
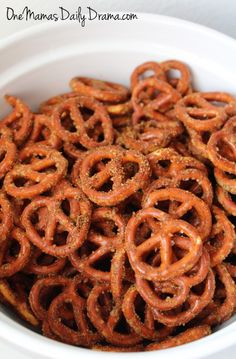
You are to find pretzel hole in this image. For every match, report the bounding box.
[39,284,65,311]
[178,179,203,198]
[216,139,235,161]
[98,292,113,321]
[201,131,211,144]
[35,253,57,266]
[61,111,77,132]
[93,253,113,272]
[138,70,157,82]
[92,220,118,236]
[54,231,68,246]
[123,162,139,180]
[0,150,6,163]
[189,112,216,121]
[158,160,172,169]
[14,177,28,187]
[180,208,199,226]
[5,238,20,259]
[100,179,113,192]
[133,293,146,322]
[59,302,78,331]
[114,313,132,334]
[146,250,161,267]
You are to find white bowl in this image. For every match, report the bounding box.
[0,13,236,359]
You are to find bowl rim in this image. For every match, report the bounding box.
[0,12,236,359]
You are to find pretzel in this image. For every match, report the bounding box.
[160,60,191,95]
[146,325,211,350]
[0,95,33,145]
[152,269,215,326]
[116,119,183,154]
[21,182,91,257]
[4,144,67,199]
[214,167,236,194]
[39,92,79,116]
[202,92,236,117]
[147,148,207,179]
[207,118,236,174]
[130,61,165,90]
[52,96,114,149]
[79,146,150,206]
[87,283,142,346]
[132,78,181,124]
[0,275,39,326]
[122,285,174,340]
[125,207,202,281]
[70,207,125,282]
[0,227,31,277]
[70,77,129,103]
[26,114,61,149]
[142,188,212,241]
[0,191,14,243]
[173,168,213,206]
[29,276,71,321]
[135,275,190,311]
[205,206,235,266]
[25,247,66,275]
[216,185,236,216]
[202,264,236,326]
[175,93,227,131]
[47,283,101,347]
[0,127,17,179]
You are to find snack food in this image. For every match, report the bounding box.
[0,59,235,352]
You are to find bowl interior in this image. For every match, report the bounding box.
[0,14,236,359]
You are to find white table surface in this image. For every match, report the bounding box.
[0,0,235,358]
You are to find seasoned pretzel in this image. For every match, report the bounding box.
[0,127,17,179]
[29,276,71,320]
[142,188,212,240]
[132,78,181,124]
[0,227,31,277]
[25,247,66,275]
[0,191,14,243]
[214,167,236,194]
[207,126,236,175]
[87,283,142,346]
[125,207,202,281]
[202,92,236,117]
[39,92,79,116]
[0,276,38,326]
[175,93,227,131]
[4,144,67,199]
[79,146,150,206]
[52,96,114,149]
[21,182,91,257]
[117,119,183,154]
[26,114,61,148]
[146,325,211,350]
[70,207,125,282]
[0,95,33,145]
[70,77,129,103]
[203,264,236,326]
[130,61,165,90]
[152,269,215,326]
[205,206,235,266]
[135,275,190,310]
[147,148,207,179]
[47,284,100,346]
[216,185,236,216]
[122,285,174,340]
[160,60,191,95]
